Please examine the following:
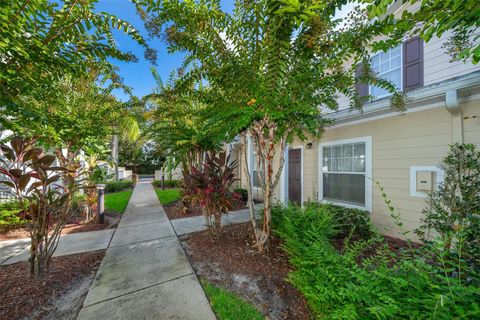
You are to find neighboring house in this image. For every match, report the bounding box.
[231,1,480,240]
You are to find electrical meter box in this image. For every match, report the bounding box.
[416,171,435,192]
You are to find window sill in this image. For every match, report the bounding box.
[320,198,369,212]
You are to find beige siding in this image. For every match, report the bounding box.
[424,32,480,86]
[463,100,480,145]
[315,102,479,239]
[235,99,479,239]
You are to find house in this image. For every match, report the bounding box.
[229,1,480,240]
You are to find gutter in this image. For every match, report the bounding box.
[328,71,480,125]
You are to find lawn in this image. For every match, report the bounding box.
[105,190,133,213]
[155,189,180,205]
[201,280,263,320]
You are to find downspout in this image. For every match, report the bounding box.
[445,90,463,143]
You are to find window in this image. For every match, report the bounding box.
[369,45,402,99]
[252,152,260,188]
[320,137,372,211]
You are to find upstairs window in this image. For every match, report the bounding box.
[369,45,402,99]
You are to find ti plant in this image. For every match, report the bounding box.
[182,151,240,234]
[0,136,79,278]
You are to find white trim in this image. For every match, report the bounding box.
[279,146,288,203]
[286,145,304,204]
[409,166,444,198]
[318,136,372,212]
[328,101,445,129]
[328,71,480,126]
[368,44,403,100]
[247,135,254,190]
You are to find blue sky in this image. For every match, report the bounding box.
[96,1,353,101]
[95,0,235,101]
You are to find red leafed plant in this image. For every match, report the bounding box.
[182,151,240,234]
[0,136,80,278]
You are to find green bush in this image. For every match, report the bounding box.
[417,143,480,266]
[305,202,374,240]
[0,200,24,228]
[152,179,181,188]
[103,180,135,193]
[273,203,480,320]
[233,188,248,202]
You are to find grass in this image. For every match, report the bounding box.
[104,190,133,213]
[201,280,264,320]
[155,188,180,205]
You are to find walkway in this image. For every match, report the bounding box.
[77,180,216,320]
[171,205,262,236]
[0,229,114,266]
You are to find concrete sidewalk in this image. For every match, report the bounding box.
[171,205,262,236]
[77,180,216,320]
[0,229,115,266]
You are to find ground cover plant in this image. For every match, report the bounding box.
[105,190,133,214]
[273,201,480,319]
[104,180,135,193]
[0,201,23,230]
[152,179,181,188]
[201,279,264,320]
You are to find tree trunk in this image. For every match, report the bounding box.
[240,132,257,233]
[111,134,119,181]
[249,117,288,252]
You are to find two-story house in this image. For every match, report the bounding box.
[229,1,480,239]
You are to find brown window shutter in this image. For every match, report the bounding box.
[403,37,424,91]
[355,63,369,99]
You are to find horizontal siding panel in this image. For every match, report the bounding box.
[373,134,452,150]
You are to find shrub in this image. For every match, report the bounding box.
[152,179,181,188]
[417,143,480,265]
[273,203,480,319]
[0,136,80,277]
[304,202,374,240]
[0,200,24,229]
[104,180,134,193]
[233,188,248,202]
[182,151,240,233]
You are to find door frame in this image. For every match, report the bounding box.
[283,145,304,204]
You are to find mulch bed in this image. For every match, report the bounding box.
[0,251,105,320]
[181,222,311,320]
[0,211,121,241]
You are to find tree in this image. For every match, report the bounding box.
[0,0,153,109]
[370,0,480,63]
[142,0,403,251]
[145,70,224,170]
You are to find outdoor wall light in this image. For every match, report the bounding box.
[306,142,313,149]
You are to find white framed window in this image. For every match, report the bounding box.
[318,137,372,212]
[369,45,402,99]
[252,151,261,188]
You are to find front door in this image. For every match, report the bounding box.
[288,149,301,203]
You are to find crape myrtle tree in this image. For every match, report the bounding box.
[0,0,154,112]
[370,0,480,64]
[141,0,404,251]
[145,70,224,171]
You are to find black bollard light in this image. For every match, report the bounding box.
[96,184,106,224]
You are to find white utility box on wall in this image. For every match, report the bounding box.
[410,166,444,197]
